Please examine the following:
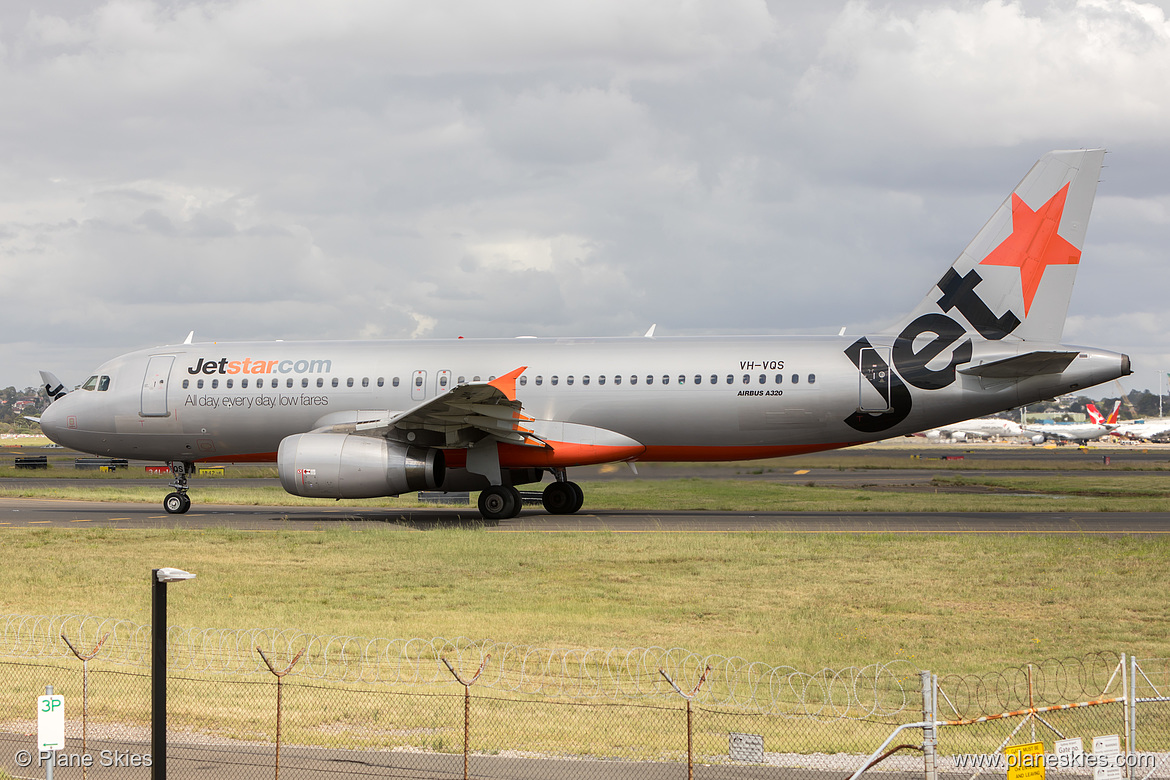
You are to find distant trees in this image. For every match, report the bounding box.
[0,386,48,432]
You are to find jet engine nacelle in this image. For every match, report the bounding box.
[1031,434,1046,445]
[278,433,444,498]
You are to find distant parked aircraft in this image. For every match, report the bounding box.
[1111,418,1170,442]
[1024,401,1119,444]
[923,418,1024,441]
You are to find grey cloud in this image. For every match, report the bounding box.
[1,0,1168,395]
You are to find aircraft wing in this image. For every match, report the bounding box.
[348,366,548,450]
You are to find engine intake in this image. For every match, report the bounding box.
[278,433,444,498]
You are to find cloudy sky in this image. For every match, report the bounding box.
[1,0,1167,396]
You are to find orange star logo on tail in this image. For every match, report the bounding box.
[979,183,1080,316]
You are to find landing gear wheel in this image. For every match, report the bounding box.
[505,486,523,518]
[543,481,584,514]
[164,461,194,514]
[164,492,191,514]
[478,486,519,520]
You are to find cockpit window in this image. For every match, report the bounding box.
[81,376,99,391]
[97,376,111,391]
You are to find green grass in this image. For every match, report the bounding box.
[2,527,1167,673]
[1,476,1169,512]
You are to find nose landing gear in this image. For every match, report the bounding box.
[163,461,194,514]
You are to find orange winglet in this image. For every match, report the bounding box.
[488,366,527,402]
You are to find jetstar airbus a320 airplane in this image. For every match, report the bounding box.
[38,149,1131,519]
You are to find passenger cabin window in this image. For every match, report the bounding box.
[535,376,543,386]
[664,375,671,385]
[197,379,204,389]
[242,378,249,389]
[551,376,559,386]
[439,375,448,388]
[567,376,575,386]
[287,378,294,388]
[758,374,766,384]
[726,375,733,384]
[808,374,816,384]
[212,379,219,389]
[519,376,527,386]
[710,375,717,385]
[257,378,265,388]
[226,379,234,389]
[393,377,401,387]
[348,378,355,388]
[182,379,189,389]
[413,376,421,388]
[317,378,323,388]
[629,375,637,385]
[614,375,622,385]
[377,377,385,387]
[694,375,701,385]
[742,374,750,384]
[302,378,309,388]
[646,375,653,385]
[331,378,339,388]
[791,374,799,384]
[457,376,465,384]
[582,376,590,386]
[775,374,783,384]
[598,376,605,385]
[362,377,369,388]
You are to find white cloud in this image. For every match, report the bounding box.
[792,0,1170,148]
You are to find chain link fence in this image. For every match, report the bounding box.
[0,615,1165,779]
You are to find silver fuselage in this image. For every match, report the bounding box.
[40,334,1130,466]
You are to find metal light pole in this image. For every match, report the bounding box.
[152,567,195,780]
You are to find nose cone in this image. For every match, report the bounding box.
[38,394,70,446]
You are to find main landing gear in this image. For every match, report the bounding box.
[163,461,193,514]
[475,473,584,521]
[477,485,522,520]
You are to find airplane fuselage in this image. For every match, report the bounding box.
[43,334,1129,466]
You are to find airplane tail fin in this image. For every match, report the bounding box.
[1086,403,1104,425]
[882,149,1105,345]
[39,370,67,402]
[1107,399,1121,425]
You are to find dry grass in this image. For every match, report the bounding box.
[2,527,1168,673]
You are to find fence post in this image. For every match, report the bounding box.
[659,665,711,780]
[921,670,937,780]
[257,647,305,780]
[1128,654,1136,780]
[61,632,109,780]
[442,655,489,780]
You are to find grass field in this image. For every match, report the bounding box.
[2,526,1168,675]
[3,447,1168,763]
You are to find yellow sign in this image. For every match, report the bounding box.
[1005,742,1045,780]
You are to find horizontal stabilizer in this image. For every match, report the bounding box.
[958,351,1079,378]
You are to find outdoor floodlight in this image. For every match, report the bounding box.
[152,567,195,779]
[155,568,196,583]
